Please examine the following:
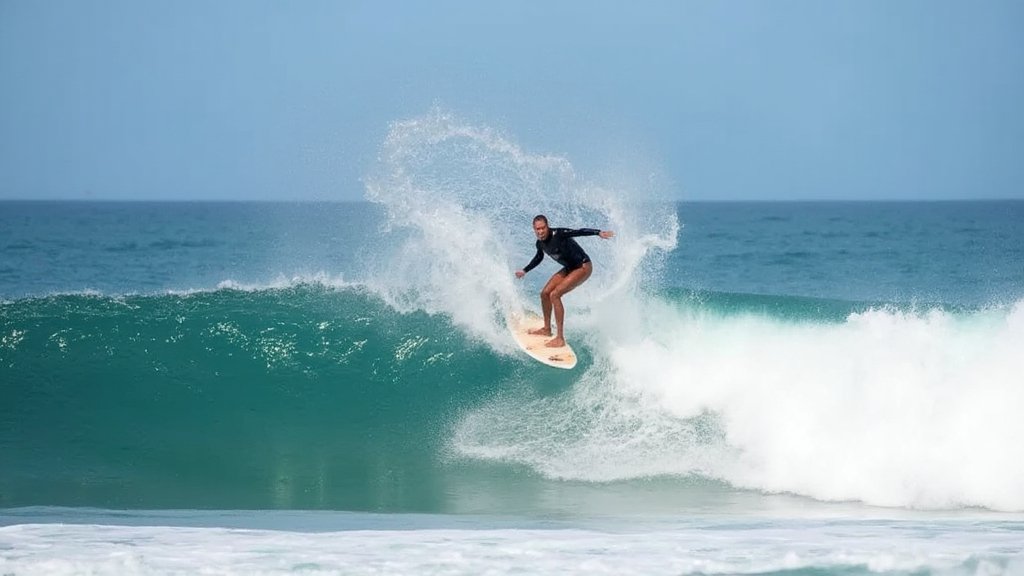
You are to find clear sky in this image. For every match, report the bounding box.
[1,0,1022,201]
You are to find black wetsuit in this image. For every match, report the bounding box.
[522,227,601,275]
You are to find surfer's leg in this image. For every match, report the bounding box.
[546,263,592,348]
[530,271,566,336]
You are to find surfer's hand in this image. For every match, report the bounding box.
[515,270,525,279]
[600,230,615,239]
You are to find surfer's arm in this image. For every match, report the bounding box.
[562,228,601,238]
[520,247,544,274]
[563,227,614,239]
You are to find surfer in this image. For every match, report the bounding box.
[515,215,614,348]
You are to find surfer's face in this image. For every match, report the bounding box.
[533,220,549,240]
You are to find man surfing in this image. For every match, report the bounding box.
[515,214,615,348]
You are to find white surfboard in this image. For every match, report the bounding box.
[508,311,578,370]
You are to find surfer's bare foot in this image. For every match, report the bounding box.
[545,337,565,348]
[528,327,552,336]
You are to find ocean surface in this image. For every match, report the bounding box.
[2,116,1024,574]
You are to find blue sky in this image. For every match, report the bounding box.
[1,0,1022,201]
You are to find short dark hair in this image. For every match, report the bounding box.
[533,214,548,225]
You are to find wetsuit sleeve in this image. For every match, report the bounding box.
[562,228,602,238]
[522,245,544,273]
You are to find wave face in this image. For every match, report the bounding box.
[2,287,1023,512]
[0,286,524,511]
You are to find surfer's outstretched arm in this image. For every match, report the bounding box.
[561,228,615,239]
[516,248,544,278]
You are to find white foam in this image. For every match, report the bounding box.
[455,297,1024,511]
[208,272,356,293]
[159,272,359,296]
[2,519,1021,575]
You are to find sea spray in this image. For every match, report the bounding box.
[363,109,679,348]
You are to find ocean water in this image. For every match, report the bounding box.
[2,114,1024,574]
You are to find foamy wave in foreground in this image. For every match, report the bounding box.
[455,298,1024,511]
[2,518,1022,576]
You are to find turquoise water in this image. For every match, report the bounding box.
[2,116,1023,574]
